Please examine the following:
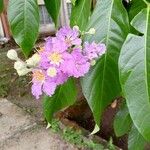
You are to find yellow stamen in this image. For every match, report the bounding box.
[38,46,44,53]
[48,52,62,65]
[33,70,45,82]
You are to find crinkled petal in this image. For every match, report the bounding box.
[43,81,56,97]
[55,72,68,85]
[31,82,42,99]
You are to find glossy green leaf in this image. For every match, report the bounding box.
[8,0,39,57]
[128,0,146,21]
[70,0,92,31]
[81,0,129,132]
[119,7,150,141]
[128,126,146,150]
[44,0,60,27]
[0,0,4,13]
[114,102,132,137]
[43,78,77,123]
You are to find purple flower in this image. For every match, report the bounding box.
[31,69,56,99]
[61,49,90,78]
[56,26,82,48]
[84,42,106,60]
[29,26,106,99]
[39,37,68,69]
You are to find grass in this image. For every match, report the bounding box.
[50,119,117,150]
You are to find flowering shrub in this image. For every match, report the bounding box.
[2,0,150,149]
[7,26,106,99]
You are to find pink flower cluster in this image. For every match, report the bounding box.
[32,26,106,99]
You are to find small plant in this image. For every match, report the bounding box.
[50,119,105,150]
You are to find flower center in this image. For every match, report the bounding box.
[33,70,45,82]
[38,46,44,53]
[65,38,72,45]
[48,52,62,65]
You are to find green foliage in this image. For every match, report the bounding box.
[8,0,39,57]
[43,78,77,123]
[50,119,105,149]
[128,126,146,150]
[107,138,116,150]
[50,119,61,133]
[114,102,132,137]
[71,0,77,6]
[44,0,61,27]
[119,6,150,141]
[0,0,4,13]
[7,0,150,148]
[63,127,104,149]
[81,0,129,132]
[70,0,92,31]
[128,0,146,21]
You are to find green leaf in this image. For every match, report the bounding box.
[81,0,129,131]
[71,0,77,6]
[114,102,132,137]
[0,0,4,13]
[128,126,146,150]
[8,0,39,57]
[119,7,150,141]
[70,0,92,31]
[128,0,146,21]
[43,78,77,123]
[44,0,61,27]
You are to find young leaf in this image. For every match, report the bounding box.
[119,7,150,141]
[8,0,39,57]
[0,0,4,13]
[43,78,77,123]
[128,126,146,150]
[70,0,92,31]
[114,102,132,137]
[44,0,61,27]
[81,0,129,132]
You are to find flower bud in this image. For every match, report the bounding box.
[7,49,18,60]
[47,67,57,77]
[26,53,41,67]
[66,0,71,3]
[88,28,96,34]
[17,68,32,76]
[14,61,27,70]
[90,60,96,66]
[73,25,79,31]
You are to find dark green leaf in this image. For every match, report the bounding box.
[114,102,132,137]
[70,0,92,31]
[8,0,39,57]
[43,78,77,123]
[0,0,4,13]
[44,0,61,27]
[119,7,150,141]
[81,0,129,132]
[128,0,146,21]
[128,126,146,150]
